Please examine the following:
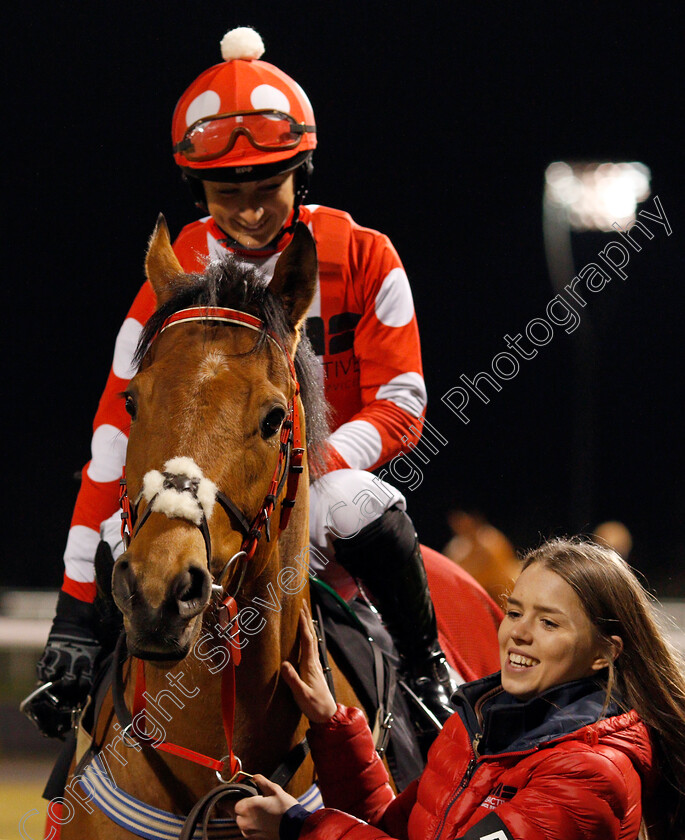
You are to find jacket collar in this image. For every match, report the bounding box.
[454,672,625,755]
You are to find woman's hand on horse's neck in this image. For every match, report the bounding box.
[281,602,337,724]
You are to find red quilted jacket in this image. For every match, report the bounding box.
[299,675,654,840]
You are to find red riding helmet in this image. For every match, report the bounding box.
[172,27,317,183]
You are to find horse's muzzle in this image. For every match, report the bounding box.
[112,555,211,656]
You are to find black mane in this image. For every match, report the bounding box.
[135,255,330,478]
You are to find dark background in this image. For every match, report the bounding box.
[4,3,684,594]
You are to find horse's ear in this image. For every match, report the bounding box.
[268,222,318,331]
[145,214,185,306]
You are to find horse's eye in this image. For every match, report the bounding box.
[261,407,286,438]
[124,393,137,420]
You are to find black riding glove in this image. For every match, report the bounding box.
[27,591,101,738]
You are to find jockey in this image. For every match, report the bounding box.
[32,26,457,741]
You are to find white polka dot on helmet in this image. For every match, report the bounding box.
[172,26,316,177]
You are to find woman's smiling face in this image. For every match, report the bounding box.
[498,562,609,700]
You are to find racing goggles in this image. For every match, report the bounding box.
[174,109,317,162]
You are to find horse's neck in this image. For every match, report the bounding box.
[234,569,307,771]
[233,525,309,770]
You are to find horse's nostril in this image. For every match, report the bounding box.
[175,570,196,602]
[112,556,135,612]
[172,566,210,618]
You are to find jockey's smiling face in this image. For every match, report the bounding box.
[498,562,615,701]
[203,172,295,250]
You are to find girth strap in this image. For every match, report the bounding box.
[371,635,396,757]
[312,602,336,701]
[269,738,311,789]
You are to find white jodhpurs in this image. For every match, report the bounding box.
[309,469,406,600]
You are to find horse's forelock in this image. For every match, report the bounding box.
[134,254,330,478]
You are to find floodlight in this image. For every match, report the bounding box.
[543,160,652,294]
[544,161,651,232]
[541,159,651,531]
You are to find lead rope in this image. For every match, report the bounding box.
[113,629,243,779]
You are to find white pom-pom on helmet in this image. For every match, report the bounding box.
[172,26,316,190]
[220,27,265,62]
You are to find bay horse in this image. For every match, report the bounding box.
[58,220,363,838]
[55,218,501,838]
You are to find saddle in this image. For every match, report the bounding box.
[309,577,424,790]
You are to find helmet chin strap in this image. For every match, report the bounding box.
[215,204,303,256]
[184,154,314,253]
[223,159,311,254]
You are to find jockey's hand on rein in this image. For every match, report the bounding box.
[30,591,101,738]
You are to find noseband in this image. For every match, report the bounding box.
[118,306,305,590]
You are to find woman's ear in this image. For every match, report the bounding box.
[608,635,624,661]
[591,634,624,671]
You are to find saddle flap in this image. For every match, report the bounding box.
[309,577,423,790]
[75,694,94,765]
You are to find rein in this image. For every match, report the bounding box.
[114,305,308,787]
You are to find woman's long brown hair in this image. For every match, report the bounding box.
[521,538,685,840]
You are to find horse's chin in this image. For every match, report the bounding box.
[123,615,201,663]
[127,643,188,663]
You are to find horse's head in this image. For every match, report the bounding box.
[112,217,321,661]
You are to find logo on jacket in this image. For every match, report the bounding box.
[481,783,517,810]
[305,313,361,357]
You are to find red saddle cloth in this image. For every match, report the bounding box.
[422,545,503,682]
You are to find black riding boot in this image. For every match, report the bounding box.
[333,505,458,735]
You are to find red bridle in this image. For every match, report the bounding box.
[119,305,305,563]
[115,305,306,781]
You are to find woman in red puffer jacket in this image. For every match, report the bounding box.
[235,538,685,840]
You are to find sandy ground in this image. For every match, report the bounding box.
[0,760,52,840]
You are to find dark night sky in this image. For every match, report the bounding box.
[4,4,684,594]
